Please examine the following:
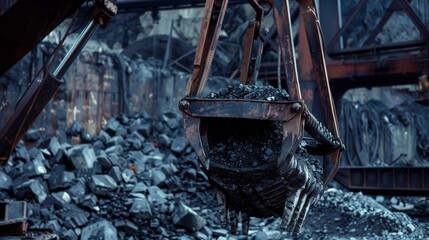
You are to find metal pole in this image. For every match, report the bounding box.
[53,20,99,79]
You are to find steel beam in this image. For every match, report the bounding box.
[115,0,246,12]
[0,0,86,77]
[336,167,429,196]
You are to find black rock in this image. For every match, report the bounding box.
[138,123,152,138]
[0,170,13,191]
[106,135,124,148]
[43,191,72,209]
[121,169,135,183]
[88,175,118,195]
[172,202,206,232]
[67,180,87,203]
[24,157,47,177]
[104,118,120,136]
[60,229,78,240]
[129,198,152,219]
[45,219,62,232]
[67,121,84,137]
[128,118,143,133]
[158,134,171,147]
[170,137,189,154]
[108,166,123,183]
[105,145,124,156]
[81,220,117,240]
[151,169,167,186]
[80,194,98,211]
[56,205,90,228]
[166,118,179,130]
[15,145,30,162]
[123,219,139,234]
[15,179,48,203]
[98,130,111,144]
[67,145,97,169]
[97,151,113,169]
[142,142,155,154]
[131,182,149,193]
[25,128,42,142]
[47,137,62,156]
[48,169,75,191]
[148,186,168,205]
[160,163,178,178]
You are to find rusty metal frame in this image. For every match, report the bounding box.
[186,0,230,96]
[325,0,366,54]
[326,0,429,56]
[297,0,342,184]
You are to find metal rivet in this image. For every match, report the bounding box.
[291,102,302,112]
[179,100,190,111]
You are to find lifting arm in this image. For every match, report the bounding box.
[0,0,117,165]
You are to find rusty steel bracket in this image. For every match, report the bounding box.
[186,0,229,96]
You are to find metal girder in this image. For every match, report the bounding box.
[0,0,86,77]
[336,167,429,196]
[115,0,246,12]
[0,0,18,16]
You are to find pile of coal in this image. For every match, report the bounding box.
[207,119,283,168]
[0,106,426,239]
[205,83,291,101]
[299,188,425,239]
[204,84,290,168]
[0,111,220,239]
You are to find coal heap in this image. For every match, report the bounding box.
[0,84,426,239]
[207,119,283,168]
[205,83,291,101]
[300,188,425,239]
[0,112,219,239]
[205,84,292,169]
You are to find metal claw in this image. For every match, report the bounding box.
[292,195,312,237]
[280,189,301,229]
[291,181,322,236]
[287,192,308,232]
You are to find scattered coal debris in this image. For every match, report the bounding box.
[300,188,428,239]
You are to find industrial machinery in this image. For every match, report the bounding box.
[179,0,344,236]
[0,0,117,238]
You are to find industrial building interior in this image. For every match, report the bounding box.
[0,0,428,239]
